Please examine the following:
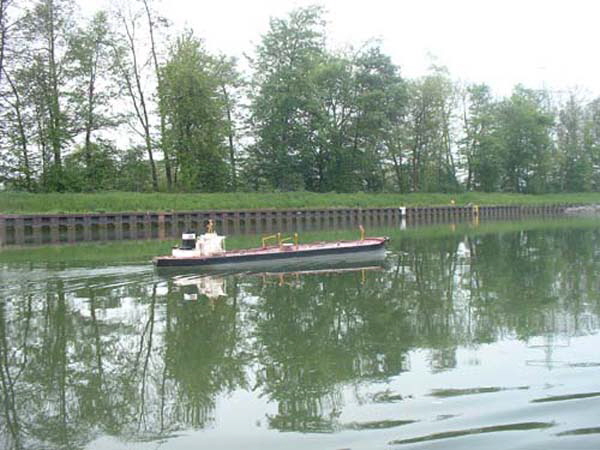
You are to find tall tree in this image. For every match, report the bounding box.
[21,0,76,190]
[247,5,325,190]
[141,0,172,189]
[556,92,590,191]
[459,83,502,191]
[0,0,10,88]
[1,68,34,190]
[214,55,242,191]
[113,1,159,190]
[406,67,457,192]
[68,11,120,189]
[584,97,600,191]
[352,45,407,192]
[305,53,357,191]
[495,86,554,193]
[160,31,229,191]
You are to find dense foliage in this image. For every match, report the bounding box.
[1,1,599,194]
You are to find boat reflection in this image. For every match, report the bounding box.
[174,275,227,300]
[171,264,384,301]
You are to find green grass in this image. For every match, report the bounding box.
[1,191,600,214]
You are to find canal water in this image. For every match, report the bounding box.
[1,219,599,450]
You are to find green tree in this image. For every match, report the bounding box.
[351,45,407,192]
[62,140,119,191]
[113,1,159,190]
[406,67,457,192]
[160,31,229,191]
[556,93,590,192]
[214,55,242,191]
[584,97,600,191]
[247,5,326,190]
[0,0,11,88]
[116,146,153,191]
[248,8,406,193]
[277,43,407,193]
[304,53,356,191]
[20,0,76,191]
[495,86,553,193]
[459,83,502,192]
[68,11,121,190]
[141,0,173,189]
[0,68,35,190]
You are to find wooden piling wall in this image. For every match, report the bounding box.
[0,204,568,246]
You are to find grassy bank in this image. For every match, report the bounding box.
[1,191,599,214]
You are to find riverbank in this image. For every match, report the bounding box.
[1,191,599,214]
[0,203,566,247]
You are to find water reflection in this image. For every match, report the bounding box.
[0,226,599,449]
[173,275,227,300]
[248,266,407,433]
[165,284,246,431]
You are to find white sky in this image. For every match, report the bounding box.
[84,0,600,98]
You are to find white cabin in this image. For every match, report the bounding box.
[172,231,226,258]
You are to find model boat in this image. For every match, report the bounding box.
[153,221,388,270]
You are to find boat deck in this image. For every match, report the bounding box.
[223,238,384,257]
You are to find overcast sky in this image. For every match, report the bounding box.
[87,0,600,98]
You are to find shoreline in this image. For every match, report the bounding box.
[0,203,569,247]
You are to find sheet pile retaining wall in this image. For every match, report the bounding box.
[0,204,568,246]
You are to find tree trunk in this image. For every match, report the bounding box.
[47,1,63,190]
[4,69,33,190]
[0,0,8,88]
[143,0,172,189]
[222,85,237,190]
[84,47,98,184]
[120,13,159,191]
[390,149,402,192]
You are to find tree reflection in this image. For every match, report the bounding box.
[0,293,26,450]
[164,285,248,429]
[0,226,600,446]
[247,270,416,431]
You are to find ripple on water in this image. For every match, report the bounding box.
[371,390,413,403]
[429,386,530,398]
[557,427,600,436]
[343,419,417,431]
[531,392,600,403]
[388,422,556,445]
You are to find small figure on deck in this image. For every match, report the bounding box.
[206,219,215,233]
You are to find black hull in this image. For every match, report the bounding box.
[153,239,387,269]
